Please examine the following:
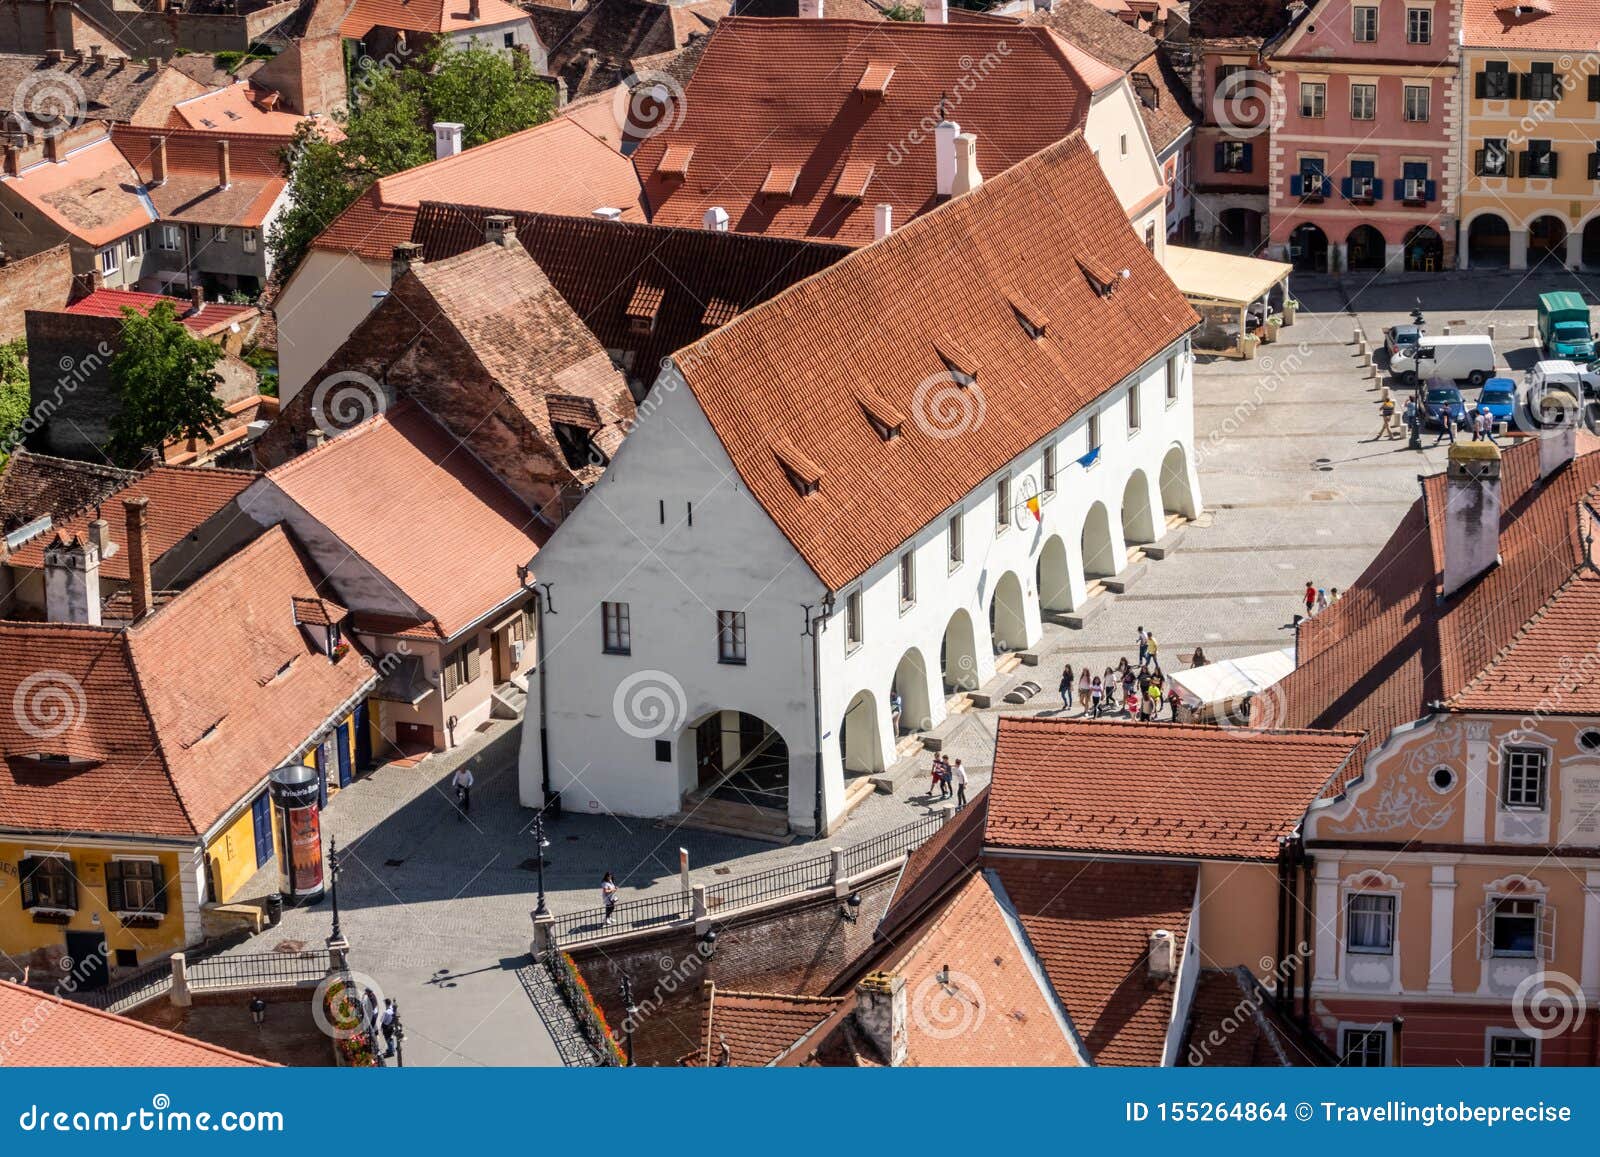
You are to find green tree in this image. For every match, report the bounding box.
[106,304,227,467]
[0,338,29,465]
[268,41,555,281]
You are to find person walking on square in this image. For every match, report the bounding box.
[1137,626,1149,665]
[1145,631,1159,668]
[1059,664,1075,711]
[1316,587,1329,613]
[1122,666,1138,715]
[1432,404,1456,445]
[1303,581,1316,617]
[601,871,618,925]
[1191,645,1208,668]
[929,754,945,797]
[889,689,903,737]
[938,758,953,800]
[1090,676,1104,717]
[1168,687,1182,721]
[381,998,397,1058]
[953,759,968,809]
[1375,388,1397,440]
[1078,667,1091,712]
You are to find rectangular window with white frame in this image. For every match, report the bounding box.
[126,231,144,260]
[18,852,78,913]
[1403,84,1430,122]
[1126,381,1142,434]
[1087,411,1101,454]
[948,511,964,570]
[1043,443,1058,496]
[601,601,630,655]
[1351,83,1377,120]
[1340,1026,1389,1066]
[1487,1031,1537,1067]
[1346,892,1396,954]
[1486,896,1543,958]
[716,609,747,665]
[844,589,863,652]
[99,246,119,275]
[243,228,258,253]
[898,551,915,610]
[1500,746,1548,809]
[1352,6,1377,41]
[1299,81,1326,118]
[1165,355,1179,403]
[996,475,1011,532]
[1406,6,1431,42]
[161,224,182,251]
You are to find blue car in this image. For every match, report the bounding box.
[1476,378,1517,427]
[1422,382,1468,429]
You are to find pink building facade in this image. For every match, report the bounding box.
[1266,0,1459,273]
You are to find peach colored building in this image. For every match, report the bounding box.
[1266,0,1458,272]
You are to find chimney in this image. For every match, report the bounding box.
[188,286,205,315]
[923,0,948,21]
[799,0,824,14]
[44,48,64,64]
[934,119,960,197]
[258,90,280,111]
[873,203,893,241]
[43,535,101,625]
[433,122,464,160]
[391,240,423,279]
[89,47,105,67]
[124,497,153,622]
[703,206,730,231]
[1148,929,1175,982]
[468,0,480,18]
[854,971,907,1066]
[592,206,623,222]
[1441,441,1503,600]
[42,134,61,164]
[216,139,231,189]
[306,427,326,451]
[952,132,982,196]
[149,135,167,185]
[1536,389,1580,479]
[88,516,115,558]
[483,214,515,247]
[4,146,20,178]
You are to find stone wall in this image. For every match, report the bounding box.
[0,246,73,343]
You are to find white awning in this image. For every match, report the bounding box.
[1168,647,1296,710]
[1163,246,1293,309]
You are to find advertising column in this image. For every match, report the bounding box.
[270,762,325,903]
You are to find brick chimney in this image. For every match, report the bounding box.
[123,497,153,622]
[952,132,982,196]
[1442,442,1502,599]
[149,135,167,185]
[88,516,115,558]
[216,139,231,189]
[1536,389,1580,479]
[42,133,61,164]
[934,119,959,196]
[468,0,480,19]
[44,48,64,64]
[484,214,515,247]
[853,971,907,1066]
[432,122,464,160]
[306,426,326,450]
[1148,929,1175,982]
[43,534,101,625]
[391,240,423,280]
[189,286,205,315]
[5,146,23,178]
[257,90,280,111]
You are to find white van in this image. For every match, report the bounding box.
[1390,334,1496,386]
[1530,359,1600,399]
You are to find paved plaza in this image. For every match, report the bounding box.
[228,268,1600,1064]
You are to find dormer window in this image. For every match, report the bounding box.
[761,164,801,199]
[773,439,822,497]
[658,144,693,178]
[1077,257,1123,298]
[855,385,904,441]
[626,282,664,335]
[834,158,875,200]
[1010,293,1049,339]
[935,342,978,387]
[856,61,895,97]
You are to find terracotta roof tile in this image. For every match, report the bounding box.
[63,287,258,336]
[310,118,644,263]
[1275,440,1600,781]
[985,717,1362,860]
[686,990,845,1065]
[670,131,1197,590]
[1024,0,1157,71]
[0,979,269,1065]
[987,855,1195,1066]
[409,204,850,390]
[0,450,136,534]
[1462,0,1600,47]
[0,53,202,127]
[632,18,1103,244]
[2,136,152,247]
[530,0,730,102]
[110,124,291,228]
[339,0,530,37]
[5,464,257,584]
[262,403,543,639]
[1179,967,1334,1066]
[0,526,375,838]
[169,83,330,138]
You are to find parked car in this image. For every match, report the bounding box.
[1476,378,1517,427]
[1421,381,1469,429]
[1390,334,1496,387]
[1385,323,1424,361]
[1530,359,1600,401]
[1537,291,1594,361]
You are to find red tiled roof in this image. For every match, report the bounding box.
[632,18,1104,244]
[169,83,330,138]
[5,465,257,584]
[1179,967,1333,1066]
[987,855,1195,1066]
[1462,0,1600,47]
[671,131,1197,590]
[0,450,136,533]
[985,717,1363,861]
[0,979,269,1066]
[685,989,844,1066]
[111,125,290,228]
[1275,440,1600,780]
[340,0,530,36]
[263,403,544,640]
[310,118,644,263]
[878,786,987,942]
[63,287,258,336]
[0,527,375,838]
[1449,574,1600,713]
[2,136,152,247]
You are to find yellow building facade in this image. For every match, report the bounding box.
[1458,28,1600,271]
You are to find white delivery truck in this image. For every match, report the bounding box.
[1389,333,1496,386]
[1529,359,1600,400]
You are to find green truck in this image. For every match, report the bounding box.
[1538,291,1595,361]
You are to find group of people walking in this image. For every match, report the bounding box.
[926,754,968,808]
[1057,628,1189,722]
[1375,386,1500,447]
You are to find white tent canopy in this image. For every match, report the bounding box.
[1168,647,1296,712]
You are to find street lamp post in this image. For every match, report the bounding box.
[620,975,638,1066]
[532,811,551,918]
[328,838,343,942]
[393,1000,405,1068]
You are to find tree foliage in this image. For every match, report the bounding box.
[268,41,556,281]
[0,338,29,465]
[106,304,228,467]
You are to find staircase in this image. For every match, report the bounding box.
[667,796,792,842]
[490,683,527,719]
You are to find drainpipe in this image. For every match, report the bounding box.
[1274,836,1289,1012]
[1299,845,1314,1025]
[809,595,835,837]
[536,583,554,803]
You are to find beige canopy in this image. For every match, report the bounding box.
[1162,246,1295,358]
